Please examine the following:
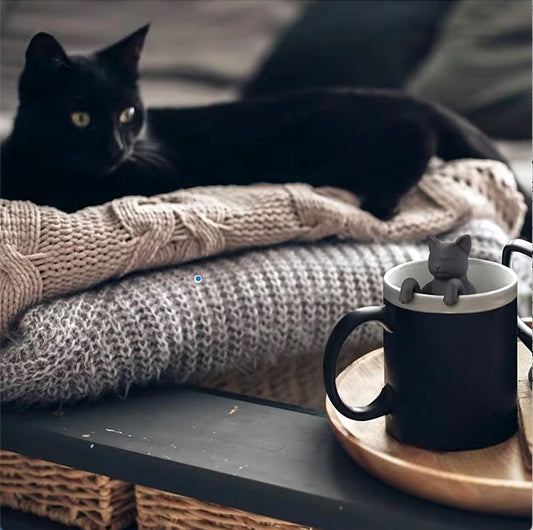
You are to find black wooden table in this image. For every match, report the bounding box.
[1,385,530,530]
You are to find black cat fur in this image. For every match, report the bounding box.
[1,25,529,236]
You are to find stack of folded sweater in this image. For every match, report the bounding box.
[0,159,528,408]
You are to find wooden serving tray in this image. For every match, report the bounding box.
[326,346,532,517]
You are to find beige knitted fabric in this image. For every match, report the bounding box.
[2,219,529,406]
[0,159,525,335]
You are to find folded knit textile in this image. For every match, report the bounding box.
[0,159,525,334]
[0,158,529,407]
[1,219,529,407]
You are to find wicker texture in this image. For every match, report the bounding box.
[202,349,325,409]
[0,450,135,529]
[0,159,525,334]
[135,485,314,529]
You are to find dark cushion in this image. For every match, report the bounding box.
[243,0,456,97]
[407,0,531,139]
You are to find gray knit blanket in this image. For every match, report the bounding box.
[1,219,529,406]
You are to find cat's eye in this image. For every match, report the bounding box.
[119,107,135,124]
[71,111,91,128]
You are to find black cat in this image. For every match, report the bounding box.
[400,234,476,305]
[0,25,524,227]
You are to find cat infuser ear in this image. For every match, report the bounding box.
[96,24,150,76]
[25,32,69,69]
[454,234,472,255]
[426,235,440,251]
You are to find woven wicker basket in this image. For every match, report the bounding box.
[0,449,135,529]
[199,350,326,410]
[0,349,361,528]
[198,343,373,410]
[135,485,315,529]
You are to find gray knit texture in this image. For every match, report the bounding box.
[1,220,529,406]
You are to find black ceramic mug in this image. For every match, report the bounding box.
[323,240,532,451]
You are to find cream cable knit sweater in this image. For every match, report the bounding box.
[1,220,528,406]
[0,159,525,335]
[0,158,528,406]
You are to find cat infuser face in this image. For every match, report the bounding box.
[15,25,149,175]
[427,235,471,280]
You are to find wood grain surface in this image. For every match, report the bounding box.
[326,345,532,517]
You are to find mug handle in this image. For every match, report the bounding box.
[502,239,532,351]
[323,306,395,420]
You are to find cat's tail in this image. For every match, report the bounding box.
[431,103,531,239]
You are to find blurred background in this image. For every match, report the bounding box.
[1,0,531,185]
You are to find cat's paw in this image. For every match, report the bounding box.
[443,292,459,305]
[400,278,419,303]
[360,197,400,221]
[399,291,414,304]
[443,279,463,305]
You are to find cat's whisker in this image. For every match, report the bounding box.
[129,143,171,170]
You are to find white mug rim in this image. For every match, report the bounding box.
[383,258,517,314]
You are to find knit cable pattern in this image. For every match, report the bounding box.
[0,159,525,334]
[1,219,530,406]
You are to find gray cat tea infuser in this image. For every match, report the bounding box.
[323,235,532,451]
[399,234,476,305]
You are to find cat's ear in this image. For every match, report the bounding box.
[25,32,69,70]
[97,24,149,76]
[455,234,472,255]
[427,235,440,252]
